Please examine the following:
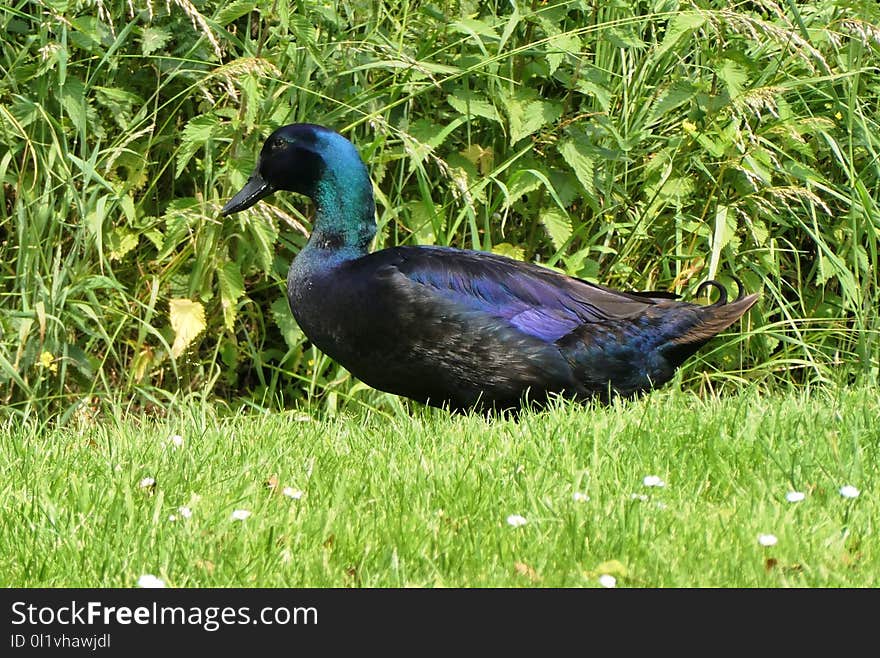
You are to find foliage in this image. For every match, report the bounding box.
[2,387,879,586]
[1,0,879,418]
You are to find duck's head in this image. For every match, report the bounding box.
[221,123,372,218]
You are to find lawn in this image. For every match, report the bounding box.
[3,386,876,587]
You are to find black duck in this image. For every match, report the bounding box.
[222,124,758,411]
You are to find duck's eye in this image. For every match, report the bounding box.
[272,137,286,151]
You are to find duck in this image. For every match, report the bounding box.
[221,123,758,412]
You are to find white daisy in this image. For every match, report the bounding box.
[839,485,860,499]
[282,487,304,500]
[598,574,617,588]
[137,574,165,588]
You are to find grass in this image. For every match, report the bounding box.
[2,386,877,587]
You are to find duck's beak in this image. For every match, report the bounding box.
[221,169,275,216]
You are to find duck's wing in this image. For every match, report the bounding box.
[364,246,675,343]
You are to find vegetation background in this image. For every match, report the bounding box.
[1,0,879,421]
[2,0,879,590]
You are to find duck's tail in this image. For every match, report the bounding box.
[558,277,759,399]
[659,277,759,367]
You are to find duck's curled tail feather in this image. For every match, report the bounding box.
[670,279,758,351]
[559,278,759,399]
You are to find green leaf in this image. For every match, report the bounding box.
[159,198,199,260]
[498,0,521,51]
[65,344,95,381]
[85,195,109,241]
[505,91,562,144]
[68,275,126,295]
[217,261,245,332]
[141,26,171,55]
[144,230,164,250]
[656,12,705,60]
[682,120,726,158]
[563,249,599,281]
[289,15,318,46]
[406,117,464,164]
[592,559,628,578]
[60,77,87,135]
[246,216,278,275]
[93,85,143,108]
[747,219,769,246]
[815,251,834,286]
[605,27,646,49]
[177,115,220,176]
[573,80,612,112]
[107,230,139,261]
[717,59,748,100]
[215,0,257,25]
[119,194,137,224]
[447,91,501,124]
[460,144,494,174]
[491,242,525,261]
[271,297,303,350]
[7,96,39,128]
[656,176,695,202]
[506,169,544,200]
[708,205,737,279]
[546,33,581,75]
[644,174,695,218]
[406,200,438,246]
[0,351,30,394]
[548,170,581,207]
[94,86,144,129]
[557,137,595,200]
[648,81,698,125]
[69,15,111,51]
[742,151,774,186]
[240,74,262,131]
[540,207,572,251]
[450,17,498,41]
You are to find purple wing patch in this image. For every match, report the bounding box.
[393,246,664,343]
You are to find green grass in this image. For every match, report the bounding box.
[3,386,877,587]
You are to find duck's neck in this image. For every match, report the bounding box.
[305,164,376,260]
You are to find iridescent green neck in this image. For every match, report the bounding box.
[306,133,376,257]
[308,178,375,255]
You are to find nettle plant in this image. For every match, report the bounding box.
[0,0,877,419]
